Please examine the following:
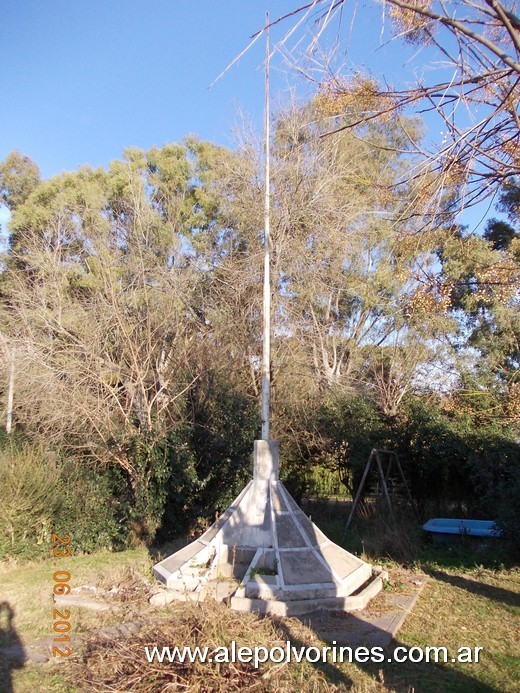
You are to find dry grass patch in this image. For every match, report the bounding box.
[4,547,519,692]
[62,601,380,692]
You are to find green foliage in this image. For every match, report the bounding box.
[303,464,349,499]
[157,378,260,541]
[1,120,518,557]
[143,427,201,543]
[316,395,389,493]
[492,462,520,555]
[189,377,260,514]
[0,150,40,211]
[497,180,520,224]
[318,395,389,465]
[484,218,518,251]
[0,442,60,560]
[0,437,135,559]
[394,397,519,520]
[439,219,519,387]
[53,379,258,549]
[392,398,474,513]
[281,395,388,499]
[56,459,130,553]
[0,379,260,558]
[285,393,519,534]
[125,432,171,543]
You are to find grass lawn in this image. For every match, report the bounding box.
[2,512,519,692]
[380,565,519,691]
[0,549,153,646]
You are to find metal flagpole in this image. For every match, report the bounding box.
[261,12,271,440]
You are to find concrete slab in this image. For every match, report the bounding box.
[277,515,308,548]
[279,550,333,584]
[303,575,428,647]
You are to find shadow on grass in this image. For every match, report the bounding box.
[354,638,496,693]
[272,615,355,689]
[0,602,25,693]
[269,609,496,693]
[426,568,520,608]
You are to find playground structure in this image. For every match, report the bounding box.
[344,448,416,534]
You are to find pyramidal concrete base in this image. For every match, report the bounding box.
[153,441,385,616]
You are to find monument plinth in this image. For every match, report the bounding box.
[153,440,385,615]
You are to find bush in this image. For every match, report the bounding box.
[281,395,390,500]
[283,393,520,531]
[0,375,261,557]
[0,443,61,560]
[392,399,474,516]
[494,463,520,555]
[157,378,260,542]
[56,459,130,553]
[150,426,201,542]
[188,378,260,514]
[394,398,520,520]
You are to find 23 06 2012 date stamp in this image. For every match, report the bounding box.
[52,533,72,657]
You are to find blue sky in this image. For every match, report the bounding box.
[0,1,425,177]
[1,1,281,178]
[0,1,501,233]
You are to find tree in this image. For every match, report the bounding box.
[484,218,517,251]
[275,105,458,409]
[263,0,520,210]
[484,179,520,249]
[0,151,40,212]
[364,340,432,418]
[201,102,458,444]
[0,143,225,536]
[438,218,519,425]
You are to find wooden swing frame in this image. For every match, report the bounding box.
[344,448,416,534]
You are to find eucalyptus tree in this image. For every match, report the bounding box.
[0,143,228,535]
[438,182,519,424]
[484,180,520,250]
[0,150,40,212]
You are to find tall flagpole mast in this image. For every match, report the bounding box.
[261,13,271,440]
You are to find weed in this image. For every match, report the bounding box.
[250,566,277,577]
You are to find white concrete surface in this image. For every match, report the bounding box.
[153,441,383,614]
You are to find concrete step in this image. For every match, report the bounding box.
[231,570,387,616]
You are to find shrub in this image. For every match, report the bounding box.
[494,462,520,555]
[156,379,260,542]
[151,426,201,542]
[56,459,130,553]
[281,395,390,499]
[394,397,520,520]
[283,393,520,531]
[188,378,260,514]
[392,398,474,516]
[0,443,61,560]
